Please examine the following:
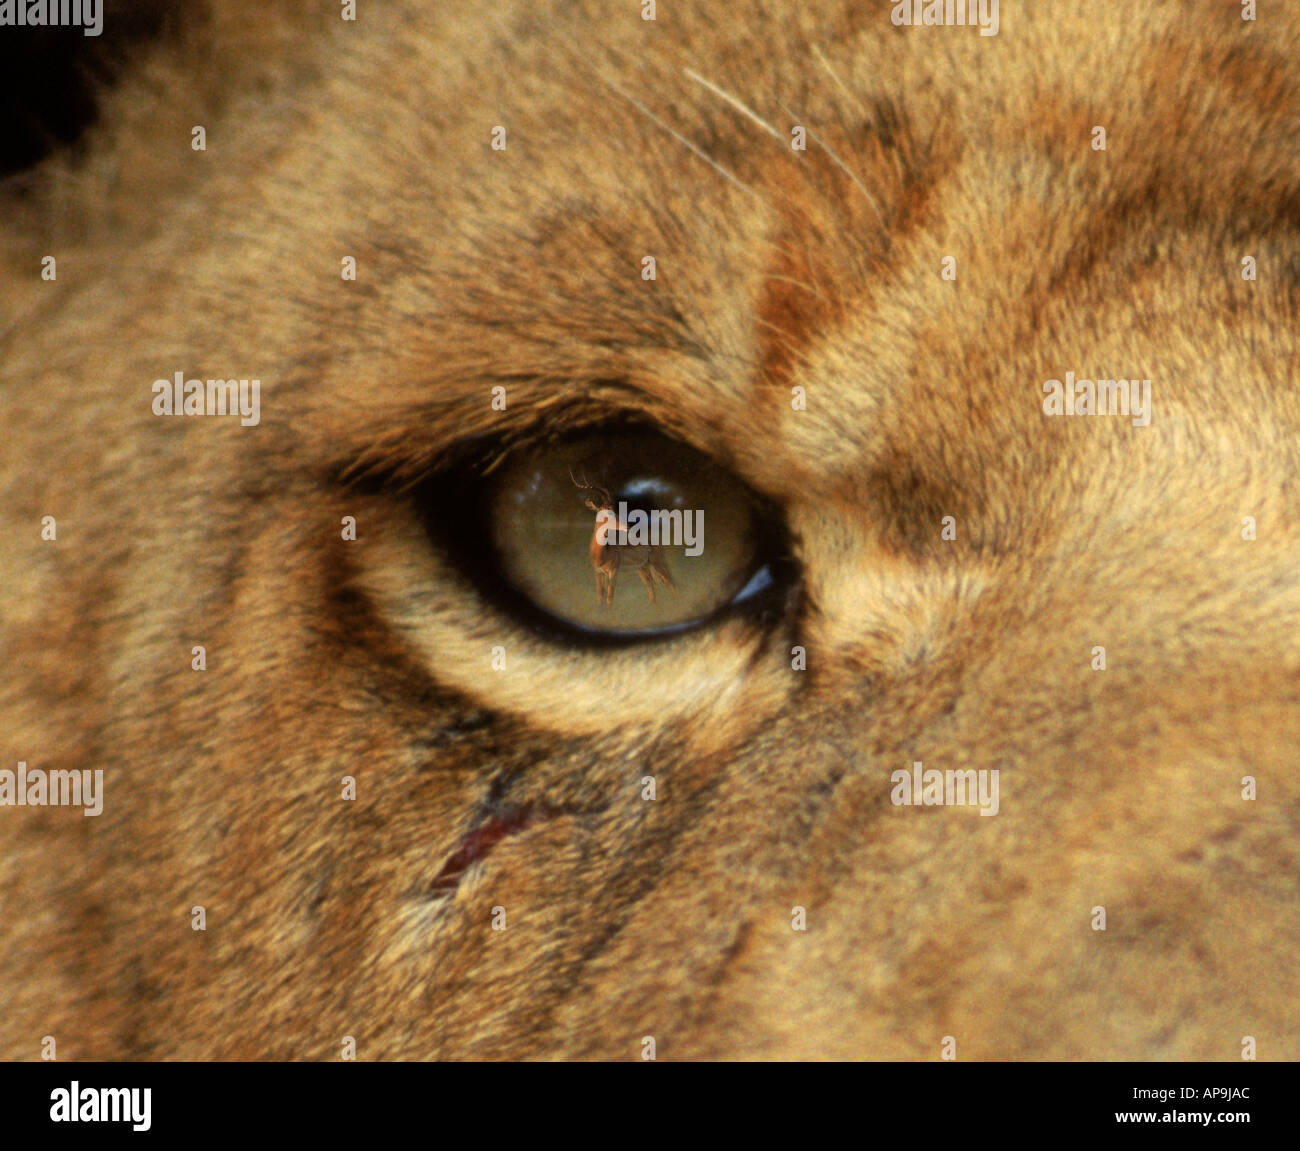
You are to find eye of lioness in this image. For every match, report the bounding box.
[425,428,792,639]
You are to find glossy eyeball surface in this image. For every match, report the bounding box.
[486,431,769,634]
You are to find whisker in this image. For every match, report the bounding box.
[754,318,820,370]
[601,75,754,195]
[812,44,867,121]
[770,237,830,298]
[777,99,886,229]
[763,274,824,298]
[683,67,786,145]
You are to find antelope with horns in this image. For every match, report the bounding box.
[570,469,676,605]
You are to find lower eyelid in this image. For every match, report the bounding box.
[349,508,793,741]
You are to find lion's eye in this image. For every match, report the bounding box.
[430,429,786,639]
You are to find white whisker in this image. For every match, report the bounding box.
[778,99,886,229]
[601,75,754,195]
[684,67,786,144]
[812,44,867,120]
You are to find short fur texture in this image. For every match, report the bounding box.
[1,0,1298,1059]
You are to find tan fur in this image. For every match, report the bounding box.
[2,0,1299,1059]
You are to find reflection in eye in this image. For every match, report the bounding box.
[488,432,767,634]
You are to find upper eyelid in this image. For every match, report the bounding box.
[334,403,708,500]
[311,341,744,494]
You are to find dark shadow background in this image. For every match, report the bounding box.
[0,0,172,177]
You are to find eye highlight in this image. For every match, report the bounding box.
[424,427,792,641]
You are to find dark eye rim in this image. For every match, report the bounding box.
[411,423,801,649]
